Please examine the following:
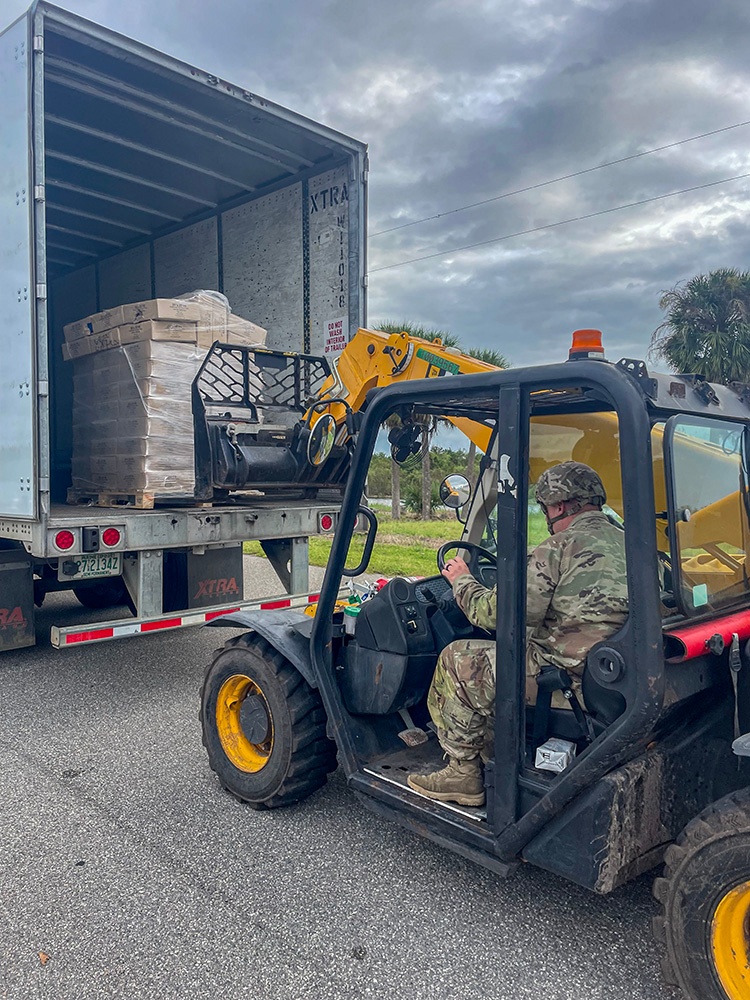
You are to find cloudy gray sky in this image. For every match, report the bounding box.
[3,0,750,367]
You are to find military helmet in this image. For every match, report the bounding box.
[535,461,606,508]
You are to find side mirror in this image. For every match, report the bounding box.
[307,413,337,466]
[440,474,471,510]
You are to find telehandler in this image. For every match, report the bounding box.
[200,328,750,1000]
[190,324,498,498]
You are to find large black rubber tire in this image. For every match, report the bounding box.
[200,633,337,809]
[73,577,130,609]
[653,787,750,999]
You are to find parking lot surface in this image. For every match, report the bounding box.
[0,559,678,999]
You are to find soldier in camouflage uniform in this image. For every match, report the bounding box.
[407,461,628,807]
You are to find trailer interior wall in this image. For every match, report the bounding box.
[23,5,365,504]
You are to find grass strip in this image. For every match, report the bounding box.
[244,511,550,578]
[244,537,439,578]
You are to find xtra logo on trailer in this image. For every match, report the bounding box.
[193,578,240,601]
[0,607,27,628]
[310,184,348,213]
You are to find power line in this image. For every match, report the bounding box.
[370,119,750,238]
[368,171,750,274]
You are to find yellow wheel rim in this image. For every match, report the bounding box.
[712,880,750,999]
[215,674,274,773]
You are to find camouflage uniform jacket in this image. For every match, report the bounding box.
[451,510,628,686]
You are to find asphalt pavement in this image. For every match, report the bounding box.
[0,557,680,1000]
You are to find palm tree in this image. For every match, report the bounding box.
[464,347,509,486]
[374,323,509,518]
[375,322,461,519]
[374,321,462,350]
[383,412,403,519]
[650,269,750,384]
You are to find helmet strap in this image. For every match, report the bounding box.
[545,511,567,533]
[541,504,569,534]
[542,498,599,534]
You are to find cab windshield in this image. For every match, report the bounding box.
[666,415,750,616]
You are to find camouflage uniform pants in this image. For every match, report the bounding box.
[427,639,496,762]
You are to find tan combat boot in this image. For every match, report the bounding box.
[407,757,485,806]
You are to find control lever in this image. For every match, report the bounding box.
[421,586,459,620]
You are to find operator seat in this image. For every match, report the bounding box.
[528,648,626,749]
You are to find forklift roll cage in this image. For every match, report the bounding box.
[310,358,741,871]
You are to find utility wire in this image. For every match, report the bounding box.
[368,171,750,274]
[370,119,750,237]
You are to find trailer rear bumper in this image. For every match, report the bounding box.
[50,586,342,649]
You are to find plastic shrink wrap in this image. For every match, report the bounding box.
[64,291,266,499]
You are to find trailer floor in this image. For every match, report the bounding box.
[48,496,339,523]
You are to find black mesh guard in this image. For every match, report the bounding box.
[195,344,332,413]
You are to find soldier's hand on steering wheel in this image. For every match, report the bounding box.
[441,556,471,584]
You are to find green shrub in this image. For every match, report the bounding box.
[402,482,440,515]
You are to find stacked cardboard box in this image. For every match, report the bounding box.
[70,342,203,496]
[62,293,266,361]
[65,292,267,500]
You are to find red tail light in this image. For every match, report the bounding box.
[54,530,75,551]
[101,527,121,547]
[319,513,334,532]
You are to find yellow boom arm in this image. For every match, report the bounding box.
[307,328,500,452]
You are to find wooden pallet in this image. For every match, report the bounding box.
[67,488,155,509]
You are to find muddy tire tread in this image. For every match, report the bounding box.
[200,633,337,809]
[653,786,750,998]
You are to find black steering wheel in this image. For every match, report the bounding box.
[437,541,497,583]
[429,542,497,632]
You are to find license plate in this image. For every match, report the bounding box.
[59,553,122,581]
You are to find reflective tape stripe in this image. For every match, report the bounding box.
[260,598,292,610]
[109,623,142,638]
[205,607,241,621]
[142,617,182,632]
[66,627,114,644]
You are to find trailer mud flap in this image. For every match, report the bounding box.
[163,547,244,612]
[0,549,35,650]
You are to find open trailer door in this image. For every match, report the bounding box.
[0,10,39,520]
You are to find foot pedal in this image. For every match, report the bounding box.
[397,708,429,746]
[398,727,429,747]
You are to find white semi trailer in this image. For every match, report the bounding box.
[0,2,368,652]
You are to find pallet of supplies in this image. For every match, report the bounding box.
[64,290,267,506]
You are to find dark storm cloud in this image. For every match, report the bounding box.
[2,0,749,366]
[362,0,750,364]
